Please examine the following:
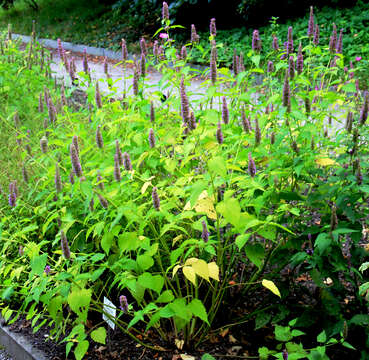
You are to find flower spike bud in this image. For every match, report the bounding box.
[95,125,104,149]
[201,220,209,242]
[95,82,102,109]
[123,152,132,171]
[252,29,261,52]
[70,142,82,177]
[162,2,169,21]
[313,23,320,45]
[148,128,156,148]
[114,153,121,182]
[60,230,71,259]
[216,122,224,144]
[222,96,229,124]
[210,18,216,37]
[55,163,62,193]
[248,152,256,178]
[191,24,200,43]
[119,295,129,313]
[152,186,160,210]
[307,6,314,38]
[40,136,48,153]
[254,117,261,146]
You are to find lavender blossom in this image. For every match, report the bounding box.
[216,122,223,144]
[296,43,303,74]
[150,101,155,123]
[252,30,261,52]
[336,29,343,54]
[272,34,279,51]
[140,53,146,78]
[241,109,251,133]
[60,83,67,107]
[313,23,320,45]
[181,45,187,61]
[96,171,105,190]
[95,125,104,149]
[95,82,102,109]
[191,24,200,43]
[72,135,80,156]
[180,77,190,125]
[307,6,314,38]
[40,136,48,153]
[210,18,216,37]
[210,45,217,85]
[162,1,169,21]
[38,93,44,112]
[69,172,75,185]
[55,163,62,193]
[123,152,132,171]
[140,37,147,56]
[267,60,274,73]
[222,96,229,124]
[254,117,261,146]
[97,193,109,209]
[44,265,51,275]
[115,140,123,166]
[8,191,16,207]
[152,186,160,210]
[114,153,121,182]
[60,230,71,259]
[248,152,256,178]
[22,165,28,183]
[133,66,139,96]
[148,128,156,148]
[189,111,197,130]
[201,221,209,243]
[287,26,293,55]
[122,39,128,63]
[329,23,337,53]
[360,91,369,125]
[70,142,83,177]
[119,295,129,313]
[282,70,291,112]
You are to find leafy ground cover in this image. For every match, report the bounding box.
[0,4,369,360]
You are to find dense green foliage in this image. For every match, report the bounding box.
[1,5,369,360]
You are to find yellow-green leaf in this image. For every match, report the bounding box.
[315,158,337,166]
[90,326,106,344]
[192,259,210,281]
[183,266,196,285]
[208,262,220,281]
[262,279,281,297]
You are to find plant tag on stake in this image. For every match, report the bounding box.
[103,297,116,330]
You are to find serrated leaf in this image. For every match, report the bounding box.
[90,327,106,344]
[262,279,281,297]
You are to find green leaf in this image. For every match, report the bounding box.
[245,243,265,269]
[30,253,47,277]
[74,340,89,360]
[90,327,106,344]
[255,311,271,330]
[101,232,113,255]
[156,290,175,303]
[317,330,327,343]
[137,254,154,271]
[275,325,293,342]
[208,156,227,179]
[314,233,331,254]
[67,288,92,323]
[235,233,251,250]
[137,273,164,294]
[258,347,270,360]
[188,299,209,324]
[216,197,241,228]
[168,298,192,322]
[202,354,216,360]
[349,314,369,326]
[342,341,356,350]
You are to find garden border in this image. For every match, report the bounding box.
[0,317,47,360]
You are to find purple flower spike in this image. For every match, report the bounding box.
[162,1,169,21]
[148,128,156,148]
[252,30,261,52]
[44,265,51,275]
[360,91,369,125]
[122,39,128,63]
[140,53,146,78]
[8,191,16,207]
[70,142,83,177]
[152,186,160,211]
[181,45,187,61]
[150,101,155,123]
[287,26,293,55]
[222,96,229,124]
[133,66,139,96]
[97,193,109,209]
[114,153,121,182]
[60,230,71,259]
[272,34,279,51]
[115,140,123,166]
[267,60,274,73]
[140,37,147,56]
[336,29,343,54]
[296,43,303,74]
[210,45,217,85]
[96,170,105,190]
[123,152,132,171]
[248,152,256,178]
[180,77,190,125]
[307,6,314,38]
[241,109,251,133]
[313,23,320,46]
[95,82,102,109]
[216,122,223,144]
[191,24,200,43]
[282,349,288,360]
[119,295,129,313]
[283,70,291,112]
[95,125,104,149]
[55,163,62,193]
[201,221,209,243]
[329,23,337,53]
[254,117,261,146]
[210,18,216,37]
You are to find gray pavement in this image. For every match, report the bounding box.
[0,346,12,360]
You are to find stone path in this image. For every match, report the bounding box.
[0,347,12,360]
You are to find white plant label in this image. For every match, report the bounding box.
[103,296,116,330]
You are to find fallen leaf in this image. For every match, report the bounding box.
[180,355,195,360]
[175,339,184,350]
[229,334,238,343]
